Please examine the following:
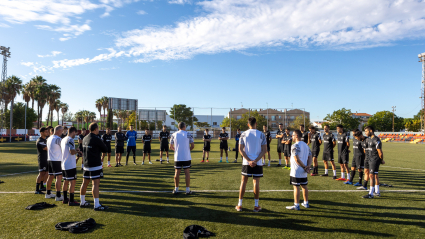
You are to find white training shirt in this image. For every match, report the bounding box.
[170,130,194,162]
[61,136,77,170]
[47,135,62,162]
[290,141,312,178]
[239,129,267,166]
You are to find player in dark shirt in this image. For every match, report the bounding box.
[202,129,212,163]
[142,129,153,165]
[321,125,337,179]
[262,125,272,167]
[233,129,241,163]
[363,126,384,199]
[276,123,285,167]
[218,127,229,163]
[300,124,309,144]
[101,128,113,167]
[348,129,366,186]
[158,125,170,164]
[308,125,322,176]
[35,127,49,194]
[114,126,127,167]
[336,124,351,181]
[78,128,87,170]
[281,127,292,169]
[61,127,68,139]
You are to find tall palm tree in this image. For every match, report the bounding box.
[35,83,49,128]
[61,103,69,126]
[95,99,102,129]
[29,76,45,110]
[75,111,83,130]
[4,76,23,129]
[89,112,96,124]
[54,100,62,126]
[47,84,61,126]
[22,83,31,109]
[82,110,90,129]
[101,96,109,130]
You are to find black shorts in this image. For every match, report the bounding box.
[160,143,169,152]
[127,146,136,153]
[322,151,334,161]
[203,145,210,152]
[116,146,124,154]
[290,176,308,186]
[220,142,228,150]
[266,143,270,152]
[143,146,151,154]
[83,169,104,179]
[48,161,62,176]
[352,155,365,169]
[284,148,291,157]
[174,160,191,169]
[277,144,284,153]
[338,153,349,164]
[312,149,320,158]
[38,158,48,172]
[105,145,112,154]
[364,159,370,170]
[62,168,77,180]
[369,159,381,174]
[241,165,263,177]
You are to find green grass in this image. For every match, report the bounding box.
[1,139,425,238]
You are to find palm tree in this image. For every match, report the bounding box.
[22,83,31,109]
[82,110,90,129]
[35,83,49,128]
[95,99,102,129]
[47,84,61,126]
[53,100,62,126]
[29,76,45,110]
[4,76,23,129]
[61,103,69,126]
[75,111,83,129]
[89,112,96,124]
[101,96,109,129]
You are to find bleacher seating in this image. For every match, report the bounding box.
[379,133,425,144]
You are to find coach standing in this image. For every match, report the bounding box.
[170,122,194,195]
[80,123,108,211]
[236,117,267,213]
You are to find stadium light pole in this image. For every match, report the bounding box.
[266,103,268,129]
[419,52,425,132]
[392,106,396,132]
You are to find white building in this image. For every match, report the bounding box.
[163,114,224,131]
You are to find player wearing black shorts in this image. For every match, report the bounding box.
[159,125,170,164]
[142,129,153,165]
[45,125,64,201]
[281,127,292,170]
[233,129,241,163]
[276,123,285,167]
[35,127,49,194]
[263,125,272,166]
[363,126,384,199]
[321,125,337,179]
[348,129,366,186]
[202,129,212,163]
[300,124,309,144]
[336,124,350,182]
[78,128,87,170]
[114,126,127,167]
[218,127,229,163]
[308,126,321,176]
[101,128,113,167]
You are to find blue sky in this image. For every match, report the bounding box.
[1,0,425,122]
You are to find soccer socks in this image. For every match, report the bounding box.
[347,173,350,181]
[133,156,136,163]
[167,157,169,162]
[63,191,68,201]
[126,153,130,163]
[325,169,329,175]
[175,187,179,191]
[363,180,368,188]
[94,198,100,208]
[80,195,86,205]
[304,200,308,205]
[56,191,61,197]
[279,159,281,164]
[36,183,40,191]
[238,199,243,206]
[375,185,380,194]
[70,193,74,202]
[341,172,345,179]
[333,170,337,176]
[350,171,356,182]
[107,161,110,166]
[47,190,51,195]
[186,187,190,193]
[254,199,259,207]
[220,157,222,161]
[315,167,319,174]
[359,172,364,184]
[369,186,375,195]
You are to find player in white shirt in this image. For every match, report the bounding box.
[286,130,312,211]
[45,125,64,201]
[170,122,195,195]
[61,127,81,206]
[235,117,267,213]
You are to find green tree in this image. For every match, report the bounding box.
[221,110,267,131]
[106,109,112,129]
[324,108,360,130]
[366,111,404,132]
[128,111,136,128]
[5,102,37,129]
[4,75,23,130]
[290,115,312,130]
[194,122,211,128]
[170,104,198,129]
[405,118,421,132]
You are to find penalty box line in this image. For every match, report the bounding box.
[1,189,425,194]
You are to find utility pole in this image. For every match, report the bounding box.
[419,52,425,133]
[392,106,396,132]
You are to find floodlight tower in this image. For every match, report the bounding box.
[0,46,11,131]
[419,52,425,132]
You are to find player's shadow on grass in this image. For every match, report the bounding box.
[0,162,37,175]
[378,170,425,188]
[101,193,392,237]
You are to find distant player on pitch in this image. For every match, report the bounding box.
[218,127,229,163]
[363,126,384,199]
[142,129,153,165]
[263,125,272,166]
[115,126,127,167]
[61,127,81,206]
[308,126,321,176]
[233,129,241,163]
[336,124,350,182]
[346,129,366,186]
[281,127,292,170]
[101,128,113,167]
[276,123,285,167]
[35,127,49,194]
[126,125,137,165]
[202,129,212,163]
[159,125,170,164]
[321,125,337,179]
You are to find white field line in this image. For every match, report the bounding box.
[0,170,38,177]
[380,166,425,172]
[1,189,425,194]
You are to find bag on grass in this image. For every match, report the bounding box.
[55,218,96,233]
[183,225,215,239]
[25,202,56,210]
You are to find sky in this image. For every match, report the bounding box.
[1,0,425,122]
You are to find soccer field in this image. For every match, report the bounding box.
[1,139,425,239]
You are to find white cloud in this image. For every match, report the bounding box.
[0,0,139,40]
[21,62,34,67]
[0,22,10,27]
[52,48,126,68]
[137,10,147,15]
[37,51,62,58]
[168,0,191,5]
